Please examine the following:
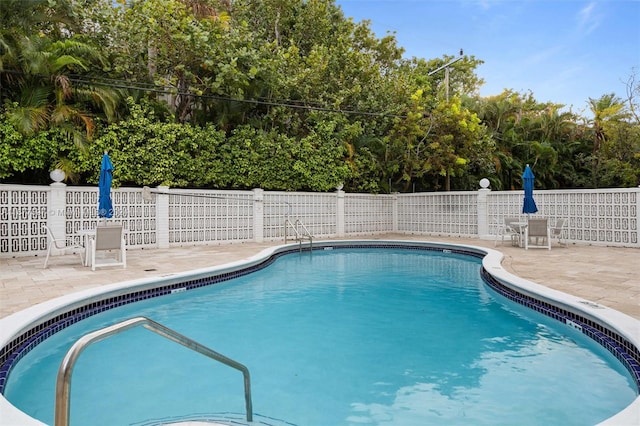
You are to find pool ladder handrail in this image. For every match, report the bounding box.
[54,316,253,426]
[284,218,313,250]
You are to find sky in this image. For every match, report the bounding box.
[336,0,640,115]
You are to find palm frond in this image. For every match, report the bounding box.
[18,85,50,108]
[74,84,123,122]
[50,54,88,73]
[7,105,49,134]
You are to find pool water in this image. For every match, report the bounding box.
[5,248,637,425]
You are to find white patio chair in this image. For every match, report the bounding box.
[90,224,127,271]
[524,218,551,250]
[43,225,84,268]
[549,218,568,246]
[495,217,522,247]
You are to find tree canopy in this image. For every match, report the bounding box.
[1,0,639,190]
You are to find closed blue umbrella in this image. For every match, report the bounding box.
[522,164,538,214]
[98,152,114,219]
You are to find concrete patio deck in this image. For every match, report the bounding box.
[1,235,639,320]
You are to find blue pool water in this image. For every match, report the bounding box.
[5,248,637,425]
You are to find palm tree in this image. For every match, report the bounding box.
[1,0,122,138]
[475,91,522,189]
[5,36,119,144]
[1,0,122,182]
[0,0,77,71]
[528,106,579,188]
[587,94,627,187]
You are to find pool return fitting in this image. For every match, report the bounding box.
[54,316,253,425]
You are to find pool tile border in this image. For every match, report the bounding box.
[481,268,640,391]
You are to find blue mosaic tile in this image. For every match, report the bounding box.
[481,268,640,392]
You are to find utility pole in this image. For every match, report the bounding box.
[428,49,464,101]
[427,50,465,192]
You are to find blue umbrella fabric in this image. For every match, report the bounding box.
[98,152,114,219]
[522,164,538,214]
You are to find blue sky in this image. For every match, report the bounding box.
[336,0,640,115]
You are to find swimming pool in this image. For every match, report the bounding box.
[1,241,639,425]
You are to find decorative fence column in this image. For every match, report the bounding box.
[156,186,170,249]
[48,181,67,254]
[392,193,398,233]
[253,188,264,242]
[636,186,640,247]
[477,178,491,240]
[336,189,345,237]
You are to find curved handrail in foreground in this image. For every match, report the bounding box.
[54,316,253,426]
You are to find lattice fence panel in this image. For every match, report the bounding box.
[2,185,638,257]
[0,186,49,255]
[114,189,156,248]
[486,191,524,235]
[65,188,155,248]
[65,188,97,236]
[488,189,639,246]
[543,190,637,246]
[263,192,337,240]
[168,189,254,245]
[344,194,394,234]
[397,192,478,236]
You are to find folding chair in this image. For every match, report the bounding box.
[524,218,551,250]
[43,225,84,268]
[549,218,568,246]
[90,224,127,271]
[495,217,522,247]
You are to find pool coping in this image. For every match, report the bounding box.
[0,240,638,426]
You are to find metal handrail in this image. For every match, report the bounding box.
[284,218,313,250]
[54,316,253,426]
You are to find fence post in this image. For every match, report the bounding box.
[156,186,170,249]
[392,193,398,233]
[636,186,640,248]
[253,188,264,242]
[336,189,345,237]
[48,181,67,254]
[477,179,491,240]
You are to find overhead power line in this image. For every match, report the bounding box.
[69,77,405,118]
[56,72,408,119]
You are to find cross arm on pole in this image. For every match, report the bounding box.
[427,52,464,76]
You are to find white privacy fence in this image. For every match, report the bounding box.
[398,192,479,236]
[1,183,638,258]
[487,189,640,246]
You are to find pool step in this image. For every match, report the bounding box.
[135,412,296,426]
